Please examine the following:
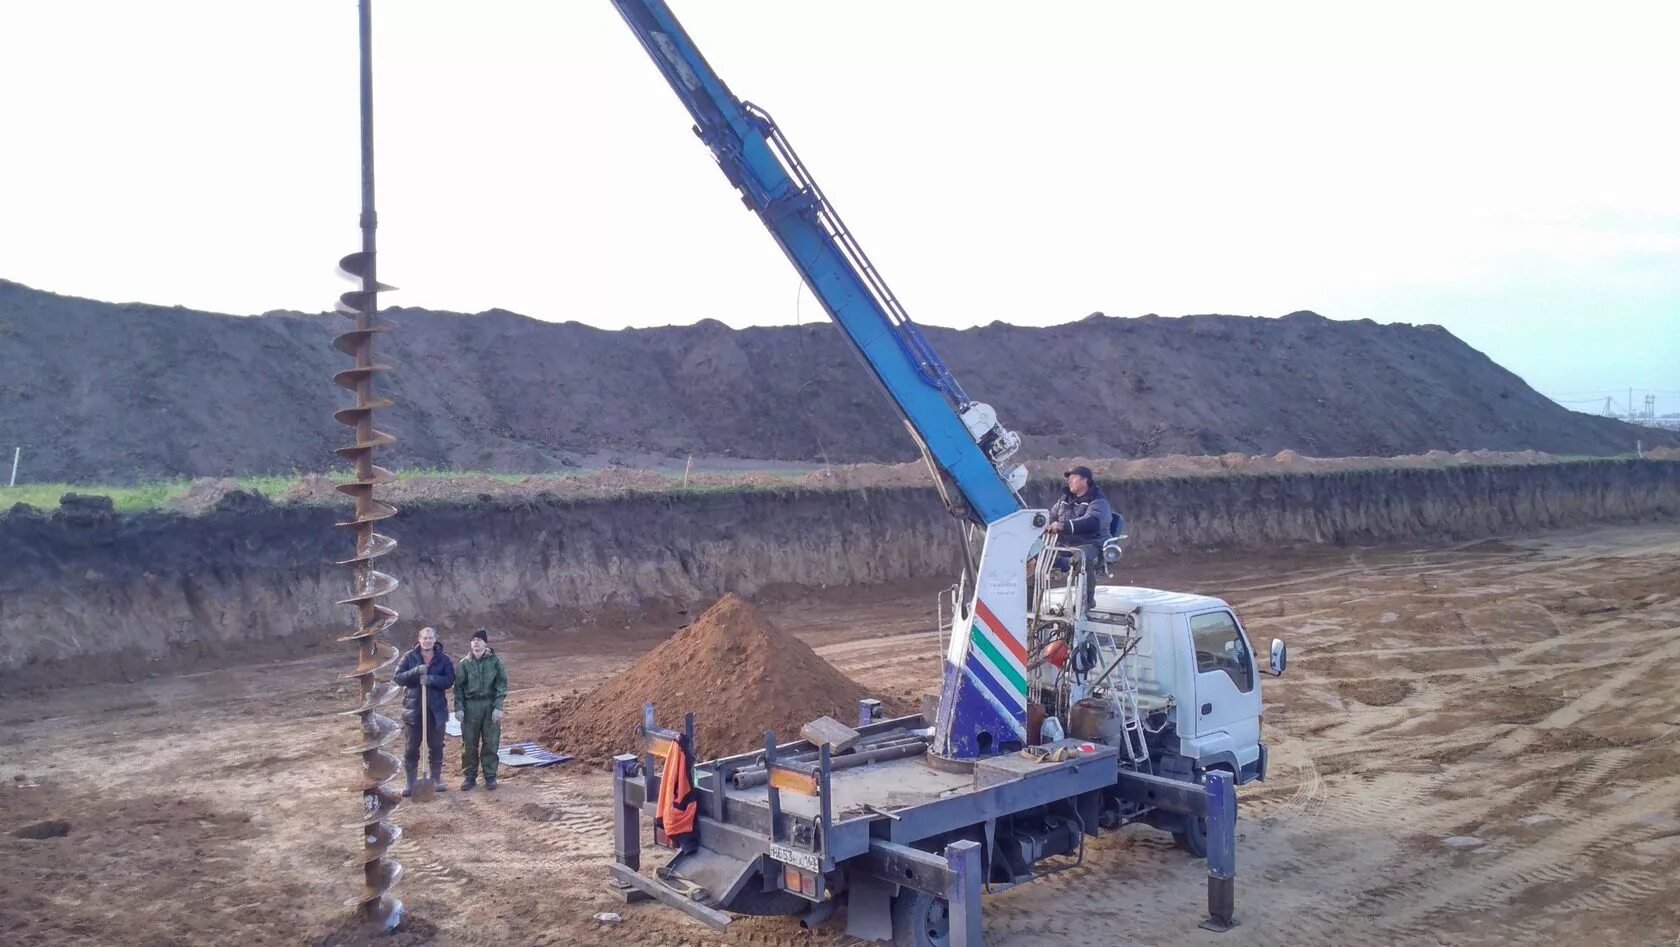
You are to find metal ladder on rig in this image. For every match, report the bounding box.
[1029,546,1152,772]
[1091,630,1152,773]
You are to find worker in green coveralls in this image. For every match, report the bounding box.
[452,628,509,791]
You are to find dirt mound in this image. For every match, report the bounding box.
[3,278,1670,485]
[535,594,870,764]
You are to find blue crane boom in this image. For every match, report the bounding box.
[609,0,1026,526]
[611,0,1050,763]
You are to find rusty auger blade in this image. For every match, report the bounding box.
[335,239,407,932]
[336,3,405,930]
[334,1,406,928]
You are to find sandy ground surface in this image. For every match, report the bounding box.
[3,524,1678,945]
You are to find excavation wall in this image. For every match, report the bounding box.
[4,460,1677,681]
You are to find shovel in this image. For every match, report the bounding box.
[412,678,436,802]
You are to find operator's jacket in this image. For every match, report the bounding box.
[1048,484,1115,553]
[453,649,508,712]
[394,643,456,727]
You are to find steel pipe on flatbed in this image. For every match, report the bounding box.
[730,740,928,789]
[731,733,925,778]
[743,730,920,769]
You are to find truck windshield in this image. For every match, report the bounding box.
[1189,610,1253,693]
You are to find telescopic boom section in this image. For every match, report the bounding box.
[609,0,1027,526]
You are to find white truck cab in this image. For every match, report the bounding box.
[1086,586,1286,785]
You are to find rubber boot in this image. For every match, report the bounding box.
[431,761,447,793]
[401,766,416,799]
[459,775,477,792]
[484,776,498,791]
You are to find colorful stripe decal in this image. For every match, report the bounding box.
[974,599,1027,665]
[960,596,1027,721]
[970,629,1026,694]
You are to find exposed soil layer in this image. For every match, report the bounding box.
[534,595,871,763]
[3,460,1676,686]
[2,277,1670,484]
[227,447,1581,508]
[2,525,1677,945]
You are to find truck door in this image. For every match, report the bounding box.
[1188,609,1260,766]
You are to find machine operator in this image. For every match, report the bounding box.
[1046,465,1114,608]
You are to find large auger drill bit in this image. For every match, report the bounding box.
[336,0,405,932]
[335,248,405,931]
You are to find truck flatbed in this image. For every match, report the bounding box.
[718,727,1121,860]
[608,702,1235,944]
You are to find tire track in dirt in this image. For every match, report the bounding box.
[1372,775,1680,939]
[1230,531,1680,944]
[1535,627,1680,729]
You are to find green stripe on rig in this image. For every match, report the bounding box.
[969,623,1027,694]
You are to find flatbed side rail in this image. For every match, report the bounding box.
[761,730,833,871]
[613,701,871,912]
[608,746,736,932]
[637,702,696,843]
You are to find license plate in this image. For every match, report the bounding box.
[768,843,821,872]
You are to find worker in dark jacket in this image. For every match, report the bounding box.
[394,625,456,798]
[1047,465,1114,608]
[452,628,509,791]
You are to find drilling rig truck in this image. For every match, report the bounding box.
[600,3,1288,944]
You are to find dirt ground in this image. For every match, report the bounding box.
[3,524,1678,946]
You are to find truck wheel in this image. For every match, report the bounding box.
[1174,813,1208,859]
[890,889,950,947]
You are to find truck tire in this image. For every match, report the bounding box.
[1174,813,1208,859]
[890,889,951,947]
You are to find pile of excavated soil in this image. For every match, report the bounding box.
[535,594,871,764]
[6,277,1673,485]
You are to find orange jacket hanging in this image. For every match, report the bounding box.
[655,734,698,845]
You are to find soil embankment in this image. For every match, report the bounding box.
[2,460,1677,683]
[2,277,1671,483]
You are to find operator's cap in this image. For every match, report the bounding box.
[472,628,489,642]
[1063,465,1094,481]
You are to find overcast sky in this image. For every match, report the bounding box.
[3,1,1676,415]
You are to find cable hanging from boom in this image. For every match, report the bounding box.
[746,102,971,406]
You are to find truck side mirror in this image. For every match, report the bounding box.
[1268,638,1287,676]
